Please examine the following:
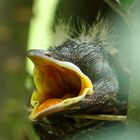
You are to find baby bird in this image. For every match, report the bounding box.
[28,20,127,121]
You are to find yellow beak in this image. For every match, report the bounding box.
[27,50,94,121]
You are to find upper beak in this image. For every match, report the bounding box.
[27,49,94,121]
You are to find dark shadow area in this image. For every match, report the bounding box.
[0,0,35,139]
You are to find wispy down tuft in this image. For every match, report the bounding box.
[50,17,116,49]
[50,19,72,47]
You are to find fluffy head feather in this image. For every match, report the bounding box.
[50,17,116,50]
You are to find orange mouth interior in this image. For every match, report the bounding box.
[32,60,82,113]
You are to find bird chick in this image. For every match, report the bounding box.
[28,20,127,120]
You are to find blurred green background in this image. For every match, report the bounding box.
[0,0,140,140]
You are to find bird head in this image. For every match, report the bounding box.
[28,46,94,121]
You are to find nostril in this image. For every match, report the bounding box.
[43,50,52,57]
[45,53,51,57]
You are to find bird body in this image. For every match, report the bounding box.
[28,20,127,140]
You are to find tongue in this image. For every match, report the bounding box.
[38,98,63,112]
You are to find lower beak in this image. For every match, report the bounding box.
[27,49,94,120]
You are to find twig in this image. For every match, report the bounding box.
[66,114,127,122]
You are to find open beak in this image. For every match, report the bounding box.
[27,49,94,121]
